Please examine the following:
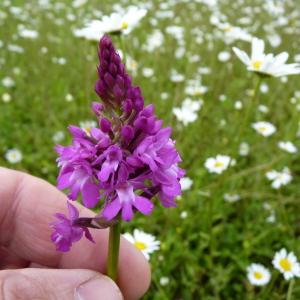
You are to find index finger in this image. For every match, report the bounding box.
[0,167,151,299]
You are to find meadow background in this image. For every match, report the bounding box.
[1,0,300,299]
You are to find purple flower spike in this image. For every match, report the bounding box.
[51,202,94,252]
[95,35,144,111]
[51,34,184,251]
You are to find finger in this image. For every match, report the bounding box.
[0,167,151,300]
[0,268,123,300]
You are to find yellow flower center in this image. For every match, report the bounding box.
[252,60,262,70]
[254,272,263,279]
[259,127,267,132]
[121,21,128,30]
[279,258,292,271]
[224,26,232,32]
[214,161,224,168]
[134,241,147,250]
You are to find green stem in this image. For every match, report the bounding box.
[287,279,295,300]
[235,75,262,145]
[107,222,121,281]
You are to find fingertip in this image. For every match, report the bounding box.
[118,236,151,300]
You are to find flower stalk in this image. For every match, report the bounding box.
[107,221,121,281]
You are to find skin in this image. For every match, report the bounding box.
[0,167,151,300]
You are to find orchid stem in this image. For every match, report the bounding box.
[107,221,121,281]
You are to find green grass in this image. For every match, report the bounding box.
[1,0,300,299]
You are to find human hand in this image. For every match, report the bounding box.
[0,167,150,299]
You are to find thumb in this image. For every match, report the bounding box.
[0,268,123,300]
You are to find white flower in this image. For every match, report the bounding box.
[247,263,271,286]
[18,28,38,39]
[180,177,193,191]
[52,131,65,143]
[72,0,87,8]
[2,77,15,88]
[142,30,164,52]
[235,101,243,110]
[205,155,232,174]
[65,93,74,102]
[252,121,276,137]
[266,167,292,189]
[239,142,250,156]
[79,120,97,135]
[2,93,11,103]
[217,22,252,44]
[180,211,188,219]
[74,7,147,40]
[159,277,170,286]
[218,51,231,62]
[233,37,300,77]
[278,141,297,154]
[123,229,160,260]
[173,98,202,126]
[142,67,154,78]
[272,248,300,280]
[224,193,240,203]
[5,149,22,164]
[258,105,269,113]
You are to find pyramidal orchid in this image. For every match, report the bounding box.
[50,35,184,281]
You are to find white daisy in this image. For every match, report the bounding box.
[180,177,193,191]
[247,263,271,286]
[74,7,147,40]
[233,37,300,77]
[278,141,297,154]
[266,167,292,189]
[252,121,276,137]
[224,193,241,203]
[204,155,232,174]
[5,149,23,164]
[173,98,202,126]
[272,248,300,280]
[123,229,160,260]
[239,142,250,156]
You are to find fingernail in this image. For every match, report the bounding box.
[74,276,123,300]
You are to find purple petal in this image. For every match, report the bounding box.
[121,202,134,221]
[81,181,99,208]
[102,198,122,220]
[134,196,154,215]
[67,201,79,220]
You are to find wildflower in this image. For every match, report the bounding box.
[252,121,276,137]
[173,98,202,126]
[2,77,15,88]
[180,177,193,191]
[233,37,300,77]
[5,149,22,164]
[74,7,147,40]
[266,167,292,189]
[272,248,300,280]
[218,51,231,62]
[278,141,297,153]
[51,202,94,252]
[65,93,74,102]
[52,131,65,143]
[205,155,232,174]
[239,142,250,156]
[123,229,160,260]
[18,27,38,39]
[224,193,240,203]
[247,263,271,286]
[180,211,188,219]
[52,35,184,251]
[2,93,11,103]
[159,277,170,286]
